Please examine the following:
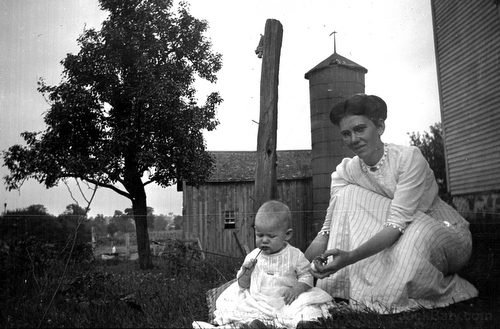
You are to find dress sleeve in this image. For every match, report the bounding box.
[295,252,313,287]
[384,147,432,233]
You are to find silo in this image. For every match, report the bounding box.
[304,52,367,240]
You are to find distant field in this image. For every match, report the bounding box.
[94,245,136,256]
[93,230,185,260]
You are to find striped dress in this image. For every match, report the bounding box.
[316,143,478,313]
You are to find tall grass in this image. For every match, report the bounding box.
[2,219,499,328]
[1,250,241,328]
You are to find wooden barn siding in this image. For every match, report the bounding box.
[276,178,313,251]
[432,0,500,195]
[183,178,312,258]
[183,182,254,258]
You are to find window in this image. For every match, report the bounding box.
[224,210,236,229]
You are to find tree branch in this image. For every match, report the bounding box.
[143,179,155,187]
[83,177,131,199]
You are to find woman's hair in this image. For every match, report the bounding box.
[329,93,387,126]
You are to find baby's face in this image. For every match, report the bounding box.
[254,216,290,254]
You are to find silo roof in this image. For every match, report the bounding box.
[304,52,368,79]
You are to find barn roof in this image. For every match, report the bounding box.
[304,52,368,79]
[207,150,311,182]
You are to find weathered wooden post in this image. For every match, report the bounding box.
[91,226,97,257]
[125,233,130,258]
[251,19,283,248]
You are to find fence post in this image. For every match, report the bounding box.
[125,233,130,258]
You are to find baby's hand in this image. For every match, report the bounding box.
[282,287,301,305]
[242,258,257,271]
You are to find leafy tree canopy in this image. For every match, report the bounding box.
[110,208,136,233]
[63,203,88,217]
[2,0,222,268]
[3,0,222,193]
[408,122,448,199]
[1,204,90,248]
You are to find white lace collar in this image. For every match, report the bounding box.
[360,143,388,173]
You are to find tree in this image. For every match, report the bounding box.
[24,204,50,216]
[91,214,107,236]
[2,0,222,269]
[124,206,155,229]
[1,205,54,239]
[147,207,155,230]
[408,122,448,200]
[106,222,119,237]
[2,204,91,257]
[63,203,88,218]
[172,215,183,230]
[59,203,89,235]
[154,214,171,231]
[57,204,92,257]
[110,210,135,233]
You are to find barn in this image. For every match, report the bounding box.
[179,47,367,257]
[179,47,368,258]
[180,150,313,258]
[431,0,500,220]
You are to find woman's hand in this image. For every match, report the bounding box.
[310,248,351,279]
[310,227,402,279]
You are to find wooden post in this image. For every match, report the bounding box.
[232,231,246,257]
[125,233,130,258]
[252,19,283,248]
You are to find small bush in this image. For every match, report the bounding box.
[0,210,93,310]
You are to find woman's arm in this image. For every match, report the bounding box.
[346,225,401,264]
[312,226,401,278]
[304,232,329,262]
[386,146,437,231]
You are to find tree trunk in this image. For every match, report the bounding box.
[132,189,152,269]
[125,157,152,269]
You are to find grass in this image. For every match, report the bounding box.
[1,250,242,328]
[1,219,499,328]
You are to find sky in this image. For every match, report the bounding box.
[0,0,441,218]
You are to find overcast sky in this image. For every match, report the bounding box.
[0,0,440,217]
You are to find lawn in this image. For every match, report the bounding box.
[1,219,499,328]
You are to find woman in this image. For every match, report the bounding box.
[305,94,478,313]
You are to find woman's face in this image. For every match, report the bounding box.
[339,115,385,166]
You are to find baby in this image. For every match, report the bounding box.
[212,200,333,329]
